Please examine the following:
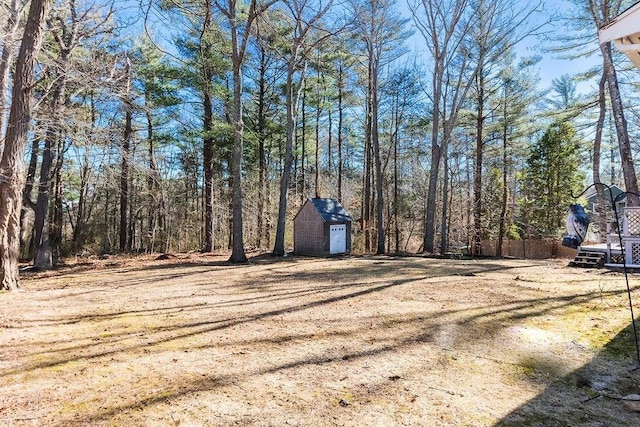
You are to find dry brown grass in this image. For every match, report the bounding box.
[1,253,640,426]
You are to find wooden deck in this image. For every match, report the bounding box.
[579,243,622,254]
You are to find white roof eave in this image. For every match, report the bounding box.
[599,2,640,69]
[599,2,640,44]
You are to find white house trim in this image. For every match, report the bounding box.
[599,2,640,69]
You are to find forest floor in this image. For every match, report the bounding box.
[2,253,640,426]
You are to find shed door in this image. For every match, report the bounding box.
[330,224,347,254]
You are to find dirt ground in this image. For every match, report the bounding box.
[2,253,640,426]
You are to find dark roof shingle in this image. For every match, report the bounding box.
[309,198,352,223]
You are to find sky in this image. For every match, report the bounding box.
[400,0,605,94]
[522,0,603,93]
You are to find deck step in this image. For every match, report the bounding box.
[569,250,606,268]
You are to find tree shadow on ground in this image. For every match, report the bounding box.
[496,319,640,427]
[2,255,638,425]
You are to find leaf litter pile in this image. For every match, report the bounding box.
[2,254,640,426]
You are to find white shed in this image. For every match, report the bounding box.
[293,198,352,257]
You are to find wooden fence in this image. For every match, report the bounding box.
[477,239,577,260]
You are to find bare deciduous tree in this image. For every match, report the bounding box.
[411,0,475,253]
[272,0,335,257]
[215,0,277,263]
[355,0,409,254]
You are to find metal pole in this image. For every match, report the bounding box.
[612,189,640,368]
[572,182,640,368]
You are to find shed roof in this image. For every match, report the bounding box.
[308,198,352,223]
[599,2,640,69]
[585,184,627,210]
[585,184,626,203]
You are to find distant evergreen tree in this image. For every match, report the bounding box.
[519,121,585,238]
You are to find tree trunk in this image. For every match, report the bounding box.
[273,58,306,257]
[51,154,63,259]
[0,0,51,290]
[145,107,161,253]
[74,148,91,250]
[371,57,385,255]
[363,97,372,252]
[600,41,639,205]
[314,62,321,198]
[473,71,484,256]
[439,129,450,254]
[337,63,344,202]
[33,130,54,268]
[497,100,508,257]
[227,169,233,250]
[256,46,267,248]
[300,85,306,203]
[33,49,70,268]
[393,92,400,254]
[327,107,332,173]
[73,93,96,251]
[127,158,136,251]
[202,88,215,252]
[229,44,247,263]
[594,70,607,240]
[21,135,39,257]
[120,58,133,253]
[587,0,640,205]
[424,140,441,253]
[414,0,475,254]
[273,68,296,257]
[314,86,321,198]
[0,0,21,144]
[424,64,442,254]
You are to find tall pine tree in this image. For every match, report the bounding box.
[519,121,585,238]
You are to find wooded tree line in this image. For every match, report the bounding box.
[1,0,639,289]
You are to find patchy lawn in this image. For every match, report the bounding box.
[2,253,640,426]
